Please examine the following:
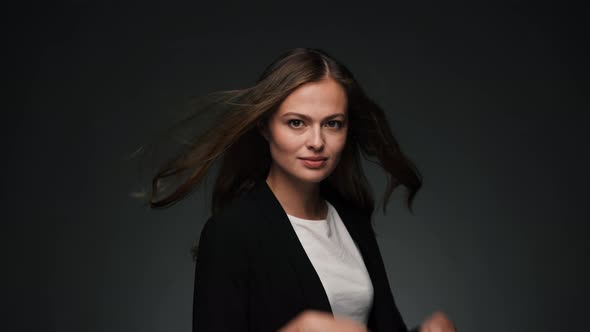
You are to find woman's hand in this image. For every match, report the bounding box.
[278,310,368,332]
[419,311,456,332]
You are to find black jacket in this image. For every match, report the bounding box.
[192,180,417,332]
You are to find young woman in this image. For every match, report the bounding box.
[148,48,456,332]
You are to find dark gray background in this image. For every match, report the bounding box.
[9,1,588,331]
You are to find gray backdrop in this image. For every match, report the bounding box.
[9,1,588,331]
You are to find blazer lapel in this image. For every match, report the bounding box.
[250,180,333,314]
[326,190,407,332]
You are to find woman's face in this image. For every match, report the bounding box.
[262,78,348,185]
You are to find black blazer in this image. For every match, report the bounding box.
[193,179,418,332]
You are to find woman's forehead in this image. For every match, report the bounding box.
[276,79,347,116]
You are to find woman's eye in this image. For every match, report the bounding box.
[287,119,303,128]
[287,119,343,129]
[326,120,342,128]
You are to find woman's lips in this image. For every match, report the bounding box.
[299,158,327,168]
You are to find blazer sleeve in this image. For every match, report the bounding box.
[192,217,249,332]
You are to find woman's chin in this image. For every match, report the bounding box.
[294,171,332,184]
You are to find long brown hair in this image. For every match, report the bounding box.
[142,47,422,217]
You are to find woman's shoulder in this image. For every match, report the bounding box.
[206,187,261,231]
[197,193,258,254]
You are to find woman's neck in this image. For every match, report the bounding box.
[265,174,327,220]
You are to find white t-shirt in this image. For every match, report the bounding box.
[286,200,374,325]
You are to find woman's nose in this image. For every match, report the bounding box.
[306,126,325,151]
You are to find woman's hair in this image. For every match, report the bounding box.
[141,47,422,217]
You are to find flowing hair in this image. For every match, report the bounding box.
[134,47,422,220]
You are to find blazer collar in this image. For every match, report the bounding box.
[248,179,380,316]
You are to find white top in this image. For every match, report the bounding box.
[287,200,374,325]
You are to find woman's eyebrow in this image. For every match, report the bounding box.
[281,112,346,121]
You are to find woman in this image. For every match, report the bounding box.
[147,48,456,332]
